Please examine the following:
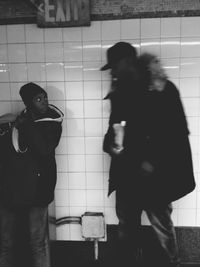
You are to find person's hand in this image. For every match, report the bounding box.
[110,145,124,155]
[141,161,154,176]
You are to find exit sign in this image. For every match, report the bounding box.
[37,0,90,28]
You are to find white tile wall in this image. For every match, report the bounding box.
[0,17,200,240]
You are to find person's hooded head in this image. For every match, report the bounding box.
[19,82,48,115]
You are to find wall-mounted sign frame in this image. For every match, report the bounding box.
[37,0,90,28]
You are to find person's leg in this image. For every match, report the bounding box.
[146,203,179,267]
[28,206,48,267]
[115,189,143,267]
[0,205,16,267]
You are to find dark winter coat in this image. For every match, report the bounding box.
[103,80,195,205]
[0,104,63,208]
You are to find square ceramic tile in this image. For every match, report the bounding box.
[55,189,69,206]
[11,101,25,114]
[64,42,82,62]
[82,21,101,41]
[56,155,68,172]
[180,78,199,97]
[67,137,85,154]
[69,189,86,206]
[0,64,9,82]
[45,43,64,62]
[103,172,109,190]
[101,20,120,41]
[46,81,65,100]
[141,18,160,39]
[180,58,200,78]
[182,98,199,117]
[68,172,86,189]
[66,100,84,118]
[84,100,102,118]
[26,43,45,62]
[68,155,85,172]
[86,173,104,190]
[121,19,140,39]
[102,99,111,118]
[8,44,26,63]
[192,154,200,173]
[56,225,70,240]
[161,38,180,58]
[83,41,101,61]
[65,81,83,100]
[140,38,161,56]
[46,62,64,81]
[178,191,197,209]
[171,208,178,226]
[85,155,103,172]
[102,118,109,134]
[181,37,200,58]
[63,27,82,42]
[83,81,102,99]
[55,206,70,219]
[187,117,199,136]
[177,209,196,226]
[86,190,104,206]
[69,224,83,241]
[56,173,69,190]
[85,137,103,154]
[189,136,199,155]
[61,118,67,137]
[0,82,10,100]
[9,63,28,82]
[161,17,181,37]
[66,118,84,136]
[7,25,25,43]
[27,63,46,82]
[195,209,200,226]
[0,26,7,44]
[0,102,12,114]
[69,206,86,216]
[25,24,44,43]
[84,118,102,137]
[0,45,8,63]
[181,17,200,37]
[103,154,111,172]
[44,28,63,42]
[64,62,83,81]
[83,61,102,81]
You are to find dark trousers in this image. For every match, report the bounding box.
[115,190,179,267]
[0,205,48,267]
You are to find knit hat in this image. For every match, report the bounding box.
[19,82,47,106]
[101,42,137,71]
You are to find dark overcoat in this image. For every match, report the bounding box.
[0,105,63,208]
[103,80,195,205]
